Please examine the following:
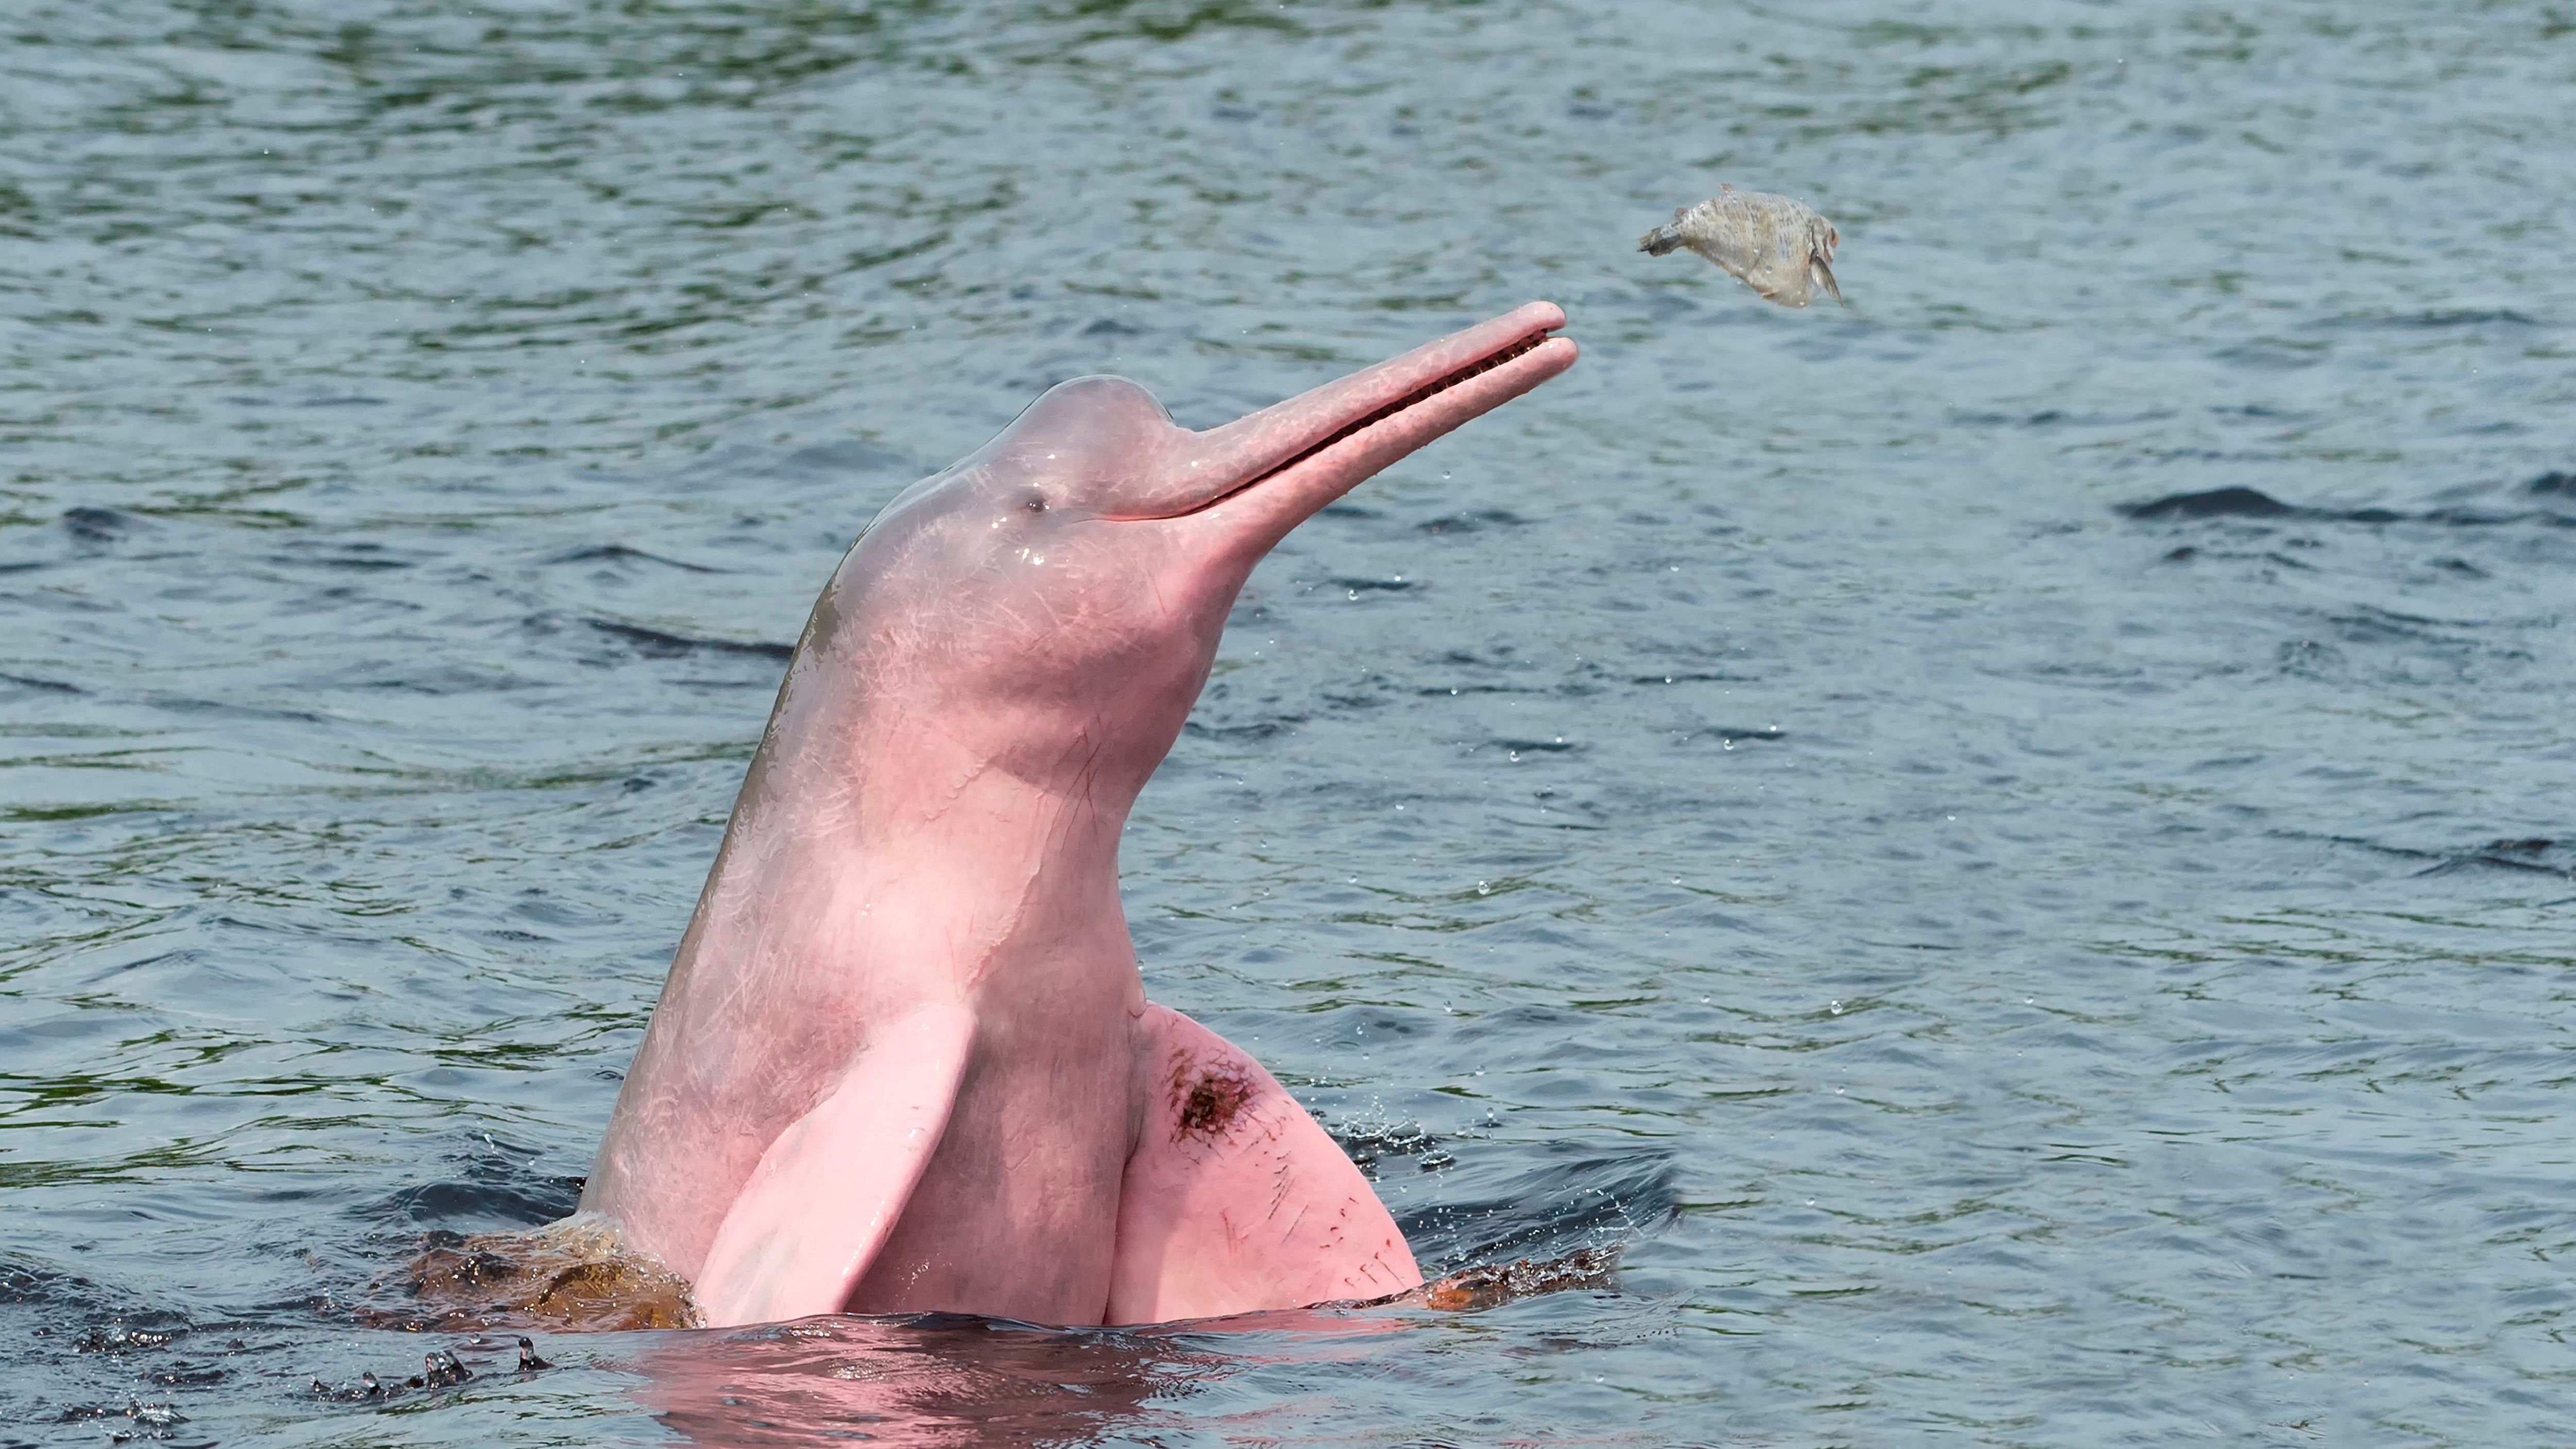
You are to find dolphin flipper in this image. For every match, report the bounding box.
[1107,1003,1423,1322]
[693,1002,976,1327]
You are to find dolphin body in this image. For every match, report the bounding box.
[580,303,1579,1329]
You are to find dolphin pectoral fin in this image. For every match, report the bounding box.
[693,1002,975,1328]
[1105,1003,1423,1324]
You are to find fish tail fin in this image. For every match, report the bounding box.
[1638,223,1684,256]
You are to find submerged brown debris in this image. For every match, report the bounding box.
[1639,185,1842,308]
[378,1219,1620,1332]
[377,1213,700,1332]
[1412,1242,1624,1311]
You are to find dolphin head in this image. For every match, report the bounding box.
[783,302,1578,817]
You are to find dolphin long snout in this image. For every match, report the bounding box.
[1114,302,1578,542]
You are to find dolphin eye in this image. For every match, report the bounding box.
[1024,493,1047,514]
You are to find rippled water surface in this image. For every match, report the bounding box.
[6,1,2575,1443]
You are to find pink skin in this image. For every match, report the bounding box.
[580,302,1579,1327]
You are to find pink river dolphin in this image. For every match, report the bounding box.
[579,302,1579,1329]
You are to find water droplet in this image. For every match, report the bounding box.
[1828,1000,1843,1015]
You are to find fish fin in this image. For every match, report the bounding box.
[1105,1003,1423,1323]
[1638,225,1684,256]
[1814,253,1843,302]
[693,1001,975,1327]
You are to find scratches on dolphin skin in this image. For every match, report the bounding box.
[1267,1157,1293,1218]
[1054,722,1110,817]
[920,750,998,828]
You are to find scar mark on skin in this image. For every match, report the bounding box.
[1171,1055,1258,1141]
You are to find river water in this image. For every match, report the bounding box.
[5,1,2573,1444]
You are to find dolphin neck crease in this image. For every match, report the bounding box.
[710,713,1150,993]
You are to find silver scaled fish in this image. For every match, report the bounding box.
[1638,185,1842,308]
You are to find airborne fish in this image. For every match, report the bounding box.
[1638,185,1842,308]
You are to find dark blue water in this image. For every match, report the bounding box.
[5,1,2573,1443]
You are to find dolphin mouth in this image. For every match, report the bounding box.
[1157,302,1577,524]
[1222,326,1561,501]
